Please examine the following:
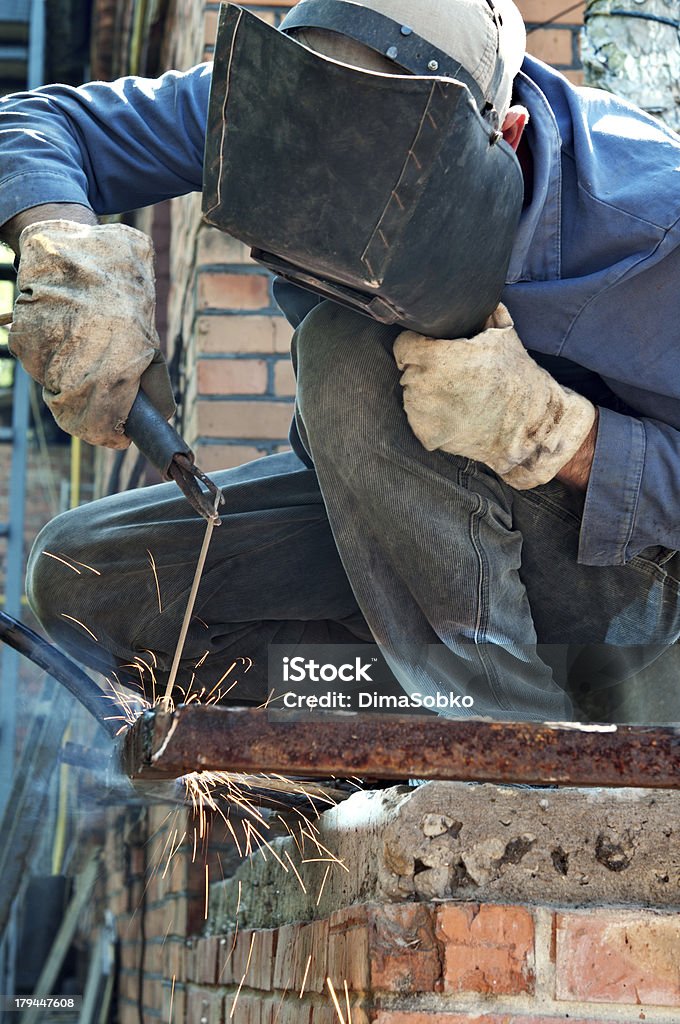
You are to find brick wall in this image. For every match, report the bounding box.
[98,782,680,1024]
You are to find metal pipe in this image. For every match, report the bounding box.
[122,704,680,788]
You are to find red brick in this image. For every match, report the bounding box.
[118,973,141,1003]
[117,1002,140,1024]
[145,898,188,939]
[226,992,278,1024]
[518,0,583,24]
[292,919,330,994]
[198,272,271,311]
[273,359,296,396]
[368,905,440,994]
[525,28,574,66]
[120,912,142,943]
[186,986,224,1024]
[196,227,253,265]
[436,904,535,996]
[556,911,680,1006]
[210,933,232,986]
[195,399,293,439]
[196,314,292,355]
[165,939,186,981]
[197,358,268,395]
[119,943,141,972]
[327,909,370,992]
[193,936,220,984]
[250,929,278,990]
[273,922,302,990]
[143,976,165,1013]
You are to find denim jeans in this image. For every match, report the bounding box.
[26,303,680,721]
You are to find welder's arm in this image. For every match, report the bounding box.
[0,64,211,227]
[394,303,596,490]
[0,67,211,445]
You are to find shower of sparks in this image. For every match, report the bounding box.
[204,863,210,920]
[60,613,98,642]
[326,978,346,1024]
[147,549,163,613]
[299,955,312,998]
[230,933,255,1019]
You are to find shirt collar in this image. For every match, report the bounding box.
[506,63,563,283]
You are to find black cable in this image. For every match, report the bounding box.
[0,610,122,737]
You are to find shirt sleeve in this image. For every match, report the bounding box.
[579,408,680,566]
[0,63,212,223]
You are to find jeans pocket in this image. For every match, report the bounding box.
[637,545,678,569]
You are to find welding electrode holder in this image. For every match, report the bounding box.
[125,390,224,523]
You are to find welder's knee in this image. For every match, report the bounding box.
[26,505,92,632]
[295,300,402,450]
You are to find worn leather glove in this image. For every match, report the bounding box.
[9,220,175,449]
[394,304,596,489]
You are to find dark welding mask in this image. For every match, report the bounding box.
[202,0,525,338]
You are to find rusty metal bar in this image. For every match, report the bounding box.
[121,705,680,788]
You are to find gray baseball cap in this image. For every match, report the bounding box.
[281,0,526,120]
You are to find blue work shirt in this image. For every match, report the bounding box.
[1,55,679,567]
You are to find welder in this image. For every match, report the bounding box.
[2,0,680,722]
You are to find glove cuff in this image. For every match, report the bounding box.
[499,388,596,490]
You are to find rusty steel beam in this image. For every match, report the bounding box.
[121,705,680,788]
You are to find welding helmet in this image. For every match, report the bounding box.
[202,0,526,338]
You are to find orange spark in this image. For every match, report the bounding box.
[41,551,81,573]
[299,955,312,998]
[230,933,255,1019]
[326,978,346,1024]
[316,864,331,907]
[284,850,307,894]
[66,554,101,575]
[168,975,176,1024]
[147,548,163,613]
[60,613,98,642]
[194,650,210,669]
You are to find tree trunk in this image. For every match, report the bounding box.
[581,0,680,131]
